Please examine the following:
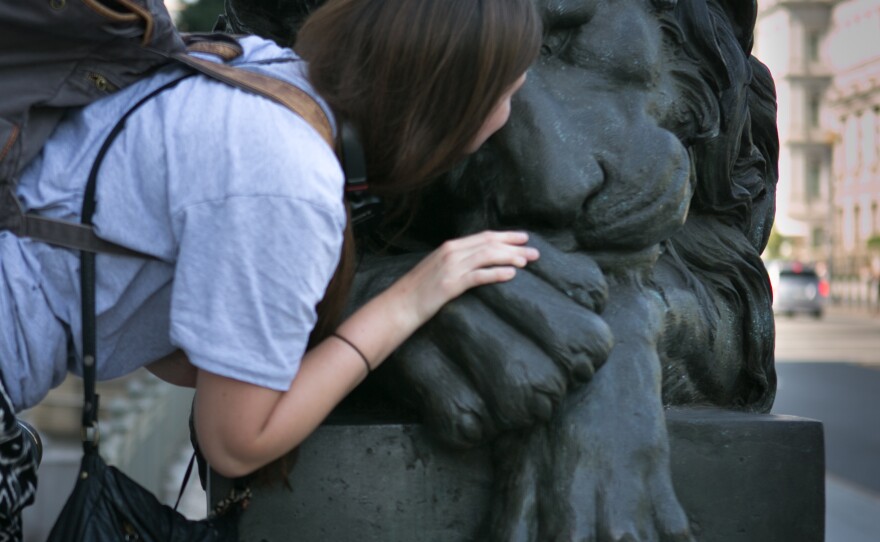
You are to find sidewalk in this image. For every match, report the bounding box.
[826,301,880,318]
[775,304,880,366]
[813,300,880,323]
[827,474,880,542]
[775,309,880,541]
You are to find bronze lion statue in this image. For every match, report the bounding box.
[225,0,778,539]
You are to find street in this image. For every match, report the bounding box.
[772,305,880,542]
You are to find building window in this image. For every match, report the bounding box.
[873,202,879,236]
[805,158,821,201]
[812,227,824,248]
[855,205,861,243]
[808,92,821,128]
[834,118,846,177]
[863,109,878,171]
[874,107,880,168]
[806,30,821,63]
[845,114,859,173]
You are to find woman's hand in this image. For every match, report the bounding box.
[195,231,538,478]
[334,230,540,371]
[390,230,540,327]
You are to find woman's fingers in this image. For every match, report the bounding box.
[436,231,534,268]
[436,232,540,295]
[460,245,538,269]
[398,230,542,326]
[441,231,539,272]
[464,266,518,289]
[443,230,531,251]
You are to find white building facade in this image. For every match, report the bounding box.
[755,0,840,264]
[756,0,880,288]
[825,0,880,279]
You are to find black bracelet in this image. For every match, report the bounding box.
[331,332,372,376]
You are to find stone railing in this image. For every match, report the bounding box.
[211,407,825,542]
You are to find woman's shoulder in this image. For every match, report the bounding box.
[229,37,335,141]
[82,38,343,250]
[177,35,335,173]
[163,72,342,208]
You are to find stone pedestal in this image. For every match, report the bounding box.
[210,407,824,542]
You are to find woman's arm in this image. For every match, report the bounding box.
[194,230,538,478]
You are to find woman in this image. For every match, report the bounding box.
[0,0,540,534]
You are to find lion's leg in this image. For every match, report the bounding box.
[482,430,547,542]
[535,276,694,542]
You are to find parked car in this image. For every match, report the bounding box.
[769,262,829,318]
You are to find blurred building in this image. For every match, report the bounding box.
[754,0,839,264]
[825,0,880,279]
[756,0,880,287]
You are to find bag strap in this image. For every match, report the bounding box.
[174,451,198,512]
[79,74,197,451]
[12,207,149,257]
[172,52,334,149]
[173,33,334,148]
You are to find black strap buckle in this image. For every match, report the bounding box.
[339,122,383,234]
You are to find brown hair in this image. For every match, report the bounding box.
[296,0,542,195]
[300,0,541,346]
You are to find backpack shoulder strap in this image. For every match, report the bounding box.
[172,51,335,150]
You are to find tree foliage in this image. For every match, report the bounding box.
[176,0,226,32]
[763,227,786,260]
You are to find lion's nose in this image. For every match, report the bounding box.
[489,76,692,251]
[489,85,607,229]
[575,128,692,250]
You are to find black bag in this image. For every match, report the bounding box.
[46,447,244,541]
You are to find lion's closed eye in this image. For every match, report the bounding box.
[541,29,574,58]
[541,0,597,28]
[540,0,595,59]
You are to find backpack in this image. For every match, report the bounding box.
[0,0,348,256]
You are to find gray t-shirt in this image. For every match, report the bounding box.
[0,37,345,411]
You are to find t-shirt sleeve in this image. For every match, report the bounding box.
[170,193,343,390]
[166,82,345,390]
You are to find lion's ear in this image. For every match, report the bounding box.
[716,0,758,54]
